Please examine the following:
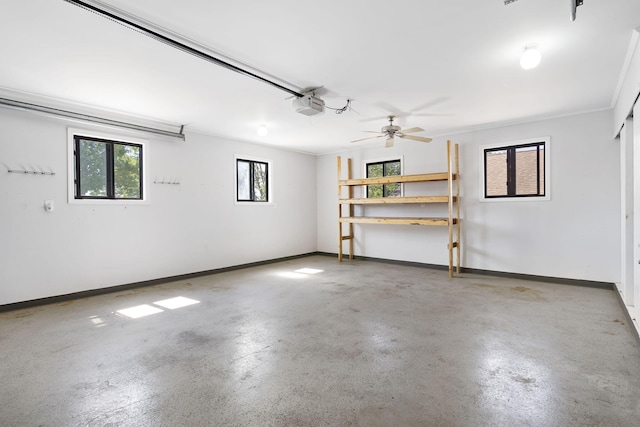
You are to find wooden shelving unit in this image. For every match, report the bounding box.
[337,140,461,277]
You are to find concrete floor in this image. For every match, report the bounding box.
[1,255,639,426]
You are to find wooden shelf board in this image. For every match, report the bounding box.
[339,195,455,205]
[339,172,457,186]
[339,217,456,226]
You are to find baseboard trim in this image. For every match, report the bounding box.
[319,252,614,289]
[316,252,450,271]
[612,287,640,349]
[459,267,614,290]
[1,251,617,312]
[0,252,320,313]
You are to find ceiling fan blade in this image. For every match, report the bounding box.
[359,115,392,123]
[351,135,384,143]
[363,130,382,134]
[402,135,432,143]
[400,127,424,134]
[409,97,450,113]
[411,112,452,117]
[377,102,403,114]
[385,137,394,148]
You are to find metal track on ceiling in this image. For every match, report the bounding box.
[63,0,305,99]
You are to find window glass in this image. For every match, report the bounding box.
[485,149,507,197]
[484,141,546,199]
[74,135,143,200]
[366,159,401,198]
[236,158,269,202]
[252,162,268,202]
[114,144,141,198]
[78,139,108,197]
[237,160,250,200]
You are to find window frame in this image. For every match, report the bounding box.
[363,156,404,198]
[67,128,148,205]
[480,137,550,202]
[234,155,272,204]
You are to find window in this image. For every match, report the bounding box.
[483,139,548,200]
[366,159,401,198]
[236,158,269,202]
[74,135,143,200]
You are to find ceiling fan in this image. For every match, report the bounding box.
[351,116,432,148]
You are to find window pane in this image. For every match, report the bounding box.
[384,161,401,176]
[114,144,141,198]
[367,163,383,198]
[539,147,545,195]
[515,145,541,196]
[485,149,507,197]
[78,139,107,197]
[366,160,401,198]
[253,162,268,202]
[384,160,401,197]
[385,183,401,197]
[237,160,250,200]
[367,164,383,178]
[367,184,382,198]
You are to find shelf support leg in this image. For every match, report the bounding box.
[455,143,461,274]
[348,158,354,260]
[337,156,343,262]
[447,140,454,277]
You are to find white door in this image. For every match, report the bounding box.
[621,118,634,303]
[634,100,640,312]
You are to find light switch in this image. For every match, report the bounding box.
[44,200,54,212]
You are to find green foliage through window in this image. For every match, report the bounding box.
[74,136,142,199]
[366,159,401,198]
[237,159,268,202]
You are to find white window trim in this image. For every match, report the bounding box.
[479,136,551,203]
[67,127,149,205]
[362,155,404,198]
[234,154,274,206]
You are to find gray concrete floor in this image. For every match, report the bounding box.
[1,255,639,426]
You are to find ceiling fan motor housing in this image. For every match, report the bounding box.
[383,125,401,133]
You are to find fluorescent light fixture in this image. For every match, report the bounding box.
[520,45,541,70]
[0,97,185,140]
[117,304,164,319]
[257,125,268,137]
[154,296,200,310]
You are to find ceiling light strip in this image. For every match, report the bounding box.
[0,97,186,140]
[63,0,304,99]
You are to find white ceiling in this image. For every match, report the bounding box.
[1,0,639,154]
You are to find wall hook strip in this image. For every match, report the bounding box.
[8,169,56,176]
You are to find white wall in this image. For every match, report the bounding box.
[317,110,621,283]
[0,108,317,305]
[0,106,623,306]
